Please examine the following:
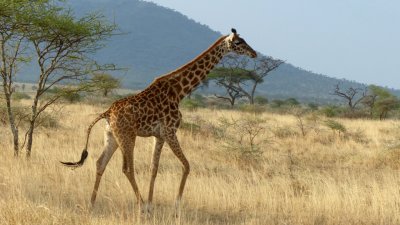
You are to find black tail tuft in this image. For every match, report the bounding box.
[60,150,88,168]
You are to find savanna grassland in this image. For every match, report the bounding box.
[1,100,400,225]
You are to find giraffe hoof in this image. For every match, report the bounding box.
[174,199,181,218]
[142,203,153,215]
[174,211,179,218]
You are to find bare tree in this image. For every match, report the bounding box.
[332,83,366,111]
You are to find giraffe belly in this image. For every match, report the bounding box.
[136,121,162,138]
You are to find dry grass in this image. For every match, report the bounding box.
[1,102,400,225]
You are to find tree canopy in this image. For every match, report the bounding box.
[207,55,283,105]
[89,73,121,96]
[0,0,116,156]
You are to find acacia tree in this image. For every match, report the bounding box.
[207,67,248,106]
[215,82,244,107]
[209,54,283,105]
[23,3,115,157]
[361,85,380,117]
[365,85,399,120]
[0,0,32,156]
[375,97,399,120]
[89,73,121,97]
[0,0,116,157]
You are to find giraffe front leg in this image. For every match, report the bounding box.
[145,137,165,214]
[164,131,190,217]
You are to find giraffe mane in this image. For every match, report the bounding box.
[150,35,229,85]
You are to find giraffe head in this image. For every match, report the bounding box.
[225,28,257,58]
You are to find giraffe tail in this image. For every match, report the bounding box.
[60,150,89,168]
[60,110,109,168]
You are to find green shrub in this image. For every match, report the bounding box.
[37,113,59,128]
[308,103,319,110]
[82,95,112,106]
[12,92,31,101]
[238,104,266,114]
[321,105,342,117]
[179,116,223,138]
[273,126,298,139]
[324,119,346,135]
[0,105,59,129]
[341,110,369,119]
[0,105,29,125]
[180,98,205,110]
[50,87,83,103]
[254,96,268,105]
[271,99,285,108]
[285,98,300,106]
[179,121,201,134]
[63,92,82,103]
[271,98,300,108]
[217,116,267,160]
[192,94,206,102]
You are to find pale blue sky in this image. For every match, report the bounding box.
[144,0,399,88]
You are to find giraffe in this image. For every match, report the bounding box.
[61,28,257,213]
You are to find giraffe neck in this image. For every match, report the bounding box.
[159,36,230,101]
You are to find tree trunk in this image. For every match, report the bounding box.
[25,120,35,158]
[349,101,354,111]
[249,97,254,105]
[5,93,19,156]
[249,82,259,105]
[227,91,236,107]
[230,98,235,107]
[26,96,39,158]
[245,92,253,105]
[379,110,385,120]
[1,39,19,156]
[2,76,19,157]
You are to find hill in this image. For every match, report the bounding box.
[17,0,400,103]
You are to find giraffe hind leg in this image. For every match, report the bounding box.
[145,137,165,213]
[91,127,118,205]
[120,137,144,208]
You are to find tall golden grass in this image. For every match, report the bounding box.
[1,102,400,225]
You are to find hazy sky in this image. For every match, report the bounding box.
[144,0,399,88]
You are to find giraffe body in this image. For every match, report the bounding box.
[61,29,257,213]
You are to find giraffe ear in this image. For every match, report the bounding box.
[227,28,238,43]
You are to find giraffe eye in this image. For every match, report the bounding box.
[233,40,241,45]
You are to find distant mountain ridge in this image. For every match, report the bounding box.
[18,0,400,103]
